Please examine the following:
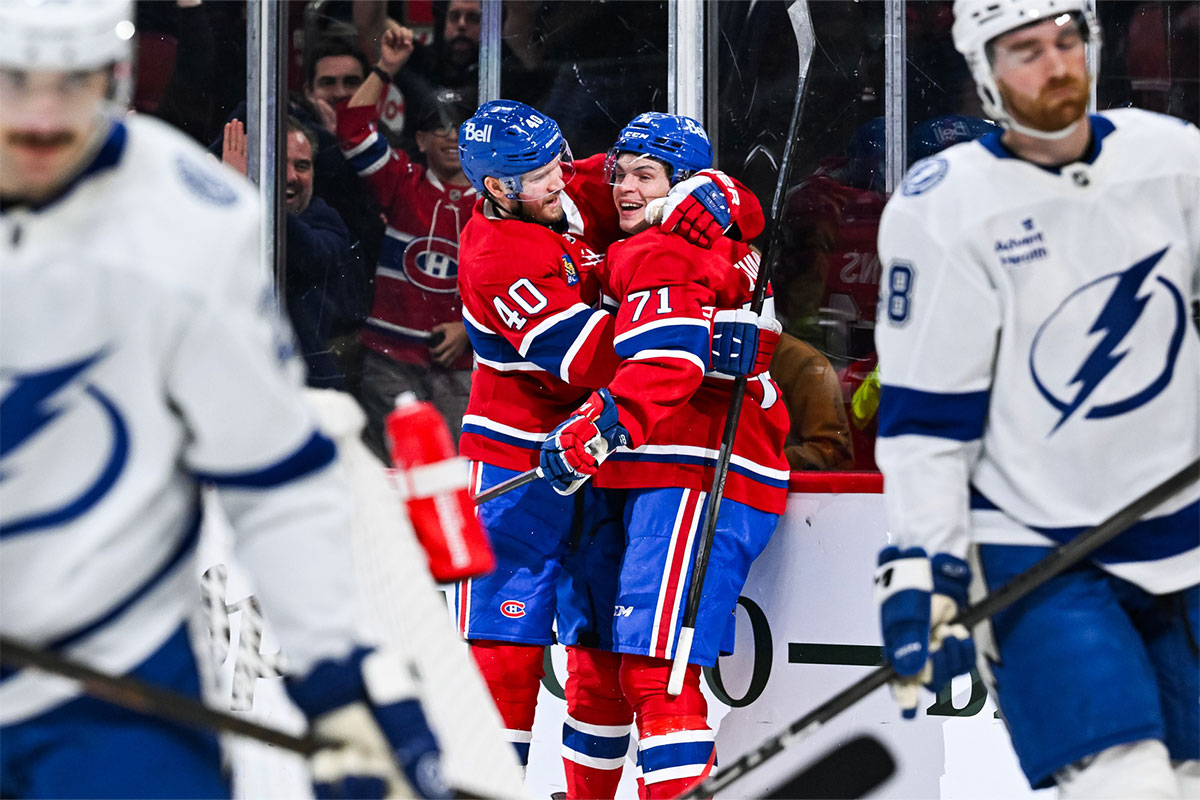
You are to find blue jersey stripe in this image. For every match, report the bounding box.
[464,320,529,366]
[606,451,789,489]
[877,385,989,441]
[461,423,543,450]
[970,491,1198,563]
[562,725,631,760]
[640,740,714,773]
[614,324,709,363]
[195,430,336,488]
[345,133,389,174]
[523,308,597,375]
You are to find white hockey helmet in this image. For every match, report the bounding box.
[952,0,1100,127]
[0,0,135,104]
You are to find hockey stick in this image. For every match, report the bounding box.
[679,457,1200,798]
[667,0,816,695]
[764,734,895,799]
[0,636,328,755]
[472,466,540,505]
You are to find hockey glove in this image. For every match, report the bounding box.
[710,309,782,376]
[286,647,450,799]
[874,546,975,719]
[648,169,739,248]
[539,388,632,495]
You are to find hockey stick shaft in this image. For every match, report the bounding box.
[681,457,1200,798]
[472,466,540,505]
[667,0,815,695]
[0,636,330,755]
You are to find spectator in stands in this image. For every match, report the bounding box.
[338,23,477,459]
[303,34,370,136]
[770,334,855,471]
[223,116,365,391]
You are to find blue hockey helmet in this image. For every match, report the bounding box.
[909,114,1001,162]
[605,112,713,186]
[458,99,573,199]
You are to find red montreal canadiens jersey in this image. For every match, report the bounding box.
[338,103,477,369]
[597,231,790,514]
[457,154,623,470]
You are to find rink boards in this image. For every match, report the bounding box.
[199,478,1055,799]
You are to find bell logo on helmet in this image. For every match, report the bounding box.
[462,122,492,143]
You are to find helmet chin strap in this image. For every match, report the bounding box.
[1004,114,1084,141]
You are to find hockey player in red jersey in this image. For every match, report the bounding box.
[455,100,767,798]
[338,24,477,459]
[539,113,789,799]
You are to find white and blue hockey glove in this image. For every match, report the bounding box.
[710,309,782,376]
[648,169,739,248]
[539,388,632,495]
[286,647,450,799]
[874,546,975,719]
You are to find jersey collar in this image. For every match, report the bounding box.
[977,113,1116,174]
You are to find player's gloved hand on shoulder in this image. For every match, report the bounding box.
[874,546,975,719]
[647,169,740,248]
[539,388,631,495]
[286,647,450,799]
[710,309,782,376]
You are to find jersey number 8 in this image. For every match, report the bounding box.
[885,261,915,325]
[493,278,549,330]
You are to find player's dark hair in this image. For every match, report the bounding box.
[304,34,369,89]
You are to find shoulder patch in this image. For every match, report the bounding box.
[901,157,949,196]
[174,155,239,207]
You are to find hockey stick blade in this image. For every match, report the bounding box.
[473,467,540,505]
[0,635,328,755]
[667,0,816,696]
[681,457,1199,798]
[764,735,895,799]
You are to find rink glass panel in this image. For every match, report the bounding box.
[133,0,1198,474]
[498,1,669,160]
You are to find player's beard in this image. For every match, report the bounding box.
[520,192,566,230]
[999,73,1090,133]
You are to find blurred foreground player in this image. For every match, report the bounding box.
[873,0,1199,797]
[0,2,448,797]
[539,113,787,798]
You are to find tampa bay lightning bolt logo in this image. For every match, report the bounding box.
[0,351,129,536]
[402,236,459,294]
[1029,247,1187,434]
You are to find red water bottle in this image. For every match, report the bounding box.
[385,392,495,582]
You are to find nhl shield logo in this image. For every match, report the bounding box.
[561,254,579,286]
[403,236,460,294]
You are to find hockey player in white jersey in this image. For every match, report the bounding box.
[873,1,1199,797]
[0,2,449,797]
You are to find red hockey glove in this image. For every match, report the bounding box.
[539,389,631,495]
[653,169,741,248]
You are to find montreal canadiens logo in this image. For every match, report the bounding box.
[402,236,459,294]
[1029,247,1186,434]
[500,600,526,618]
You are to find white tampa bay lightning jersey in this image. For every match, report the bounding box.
[875,108,1200,595]
[0,116,360,723]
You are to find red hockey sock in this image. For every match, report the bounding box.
[620,654,715,799]
[563,646,633,800]
[470,640,545,765]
